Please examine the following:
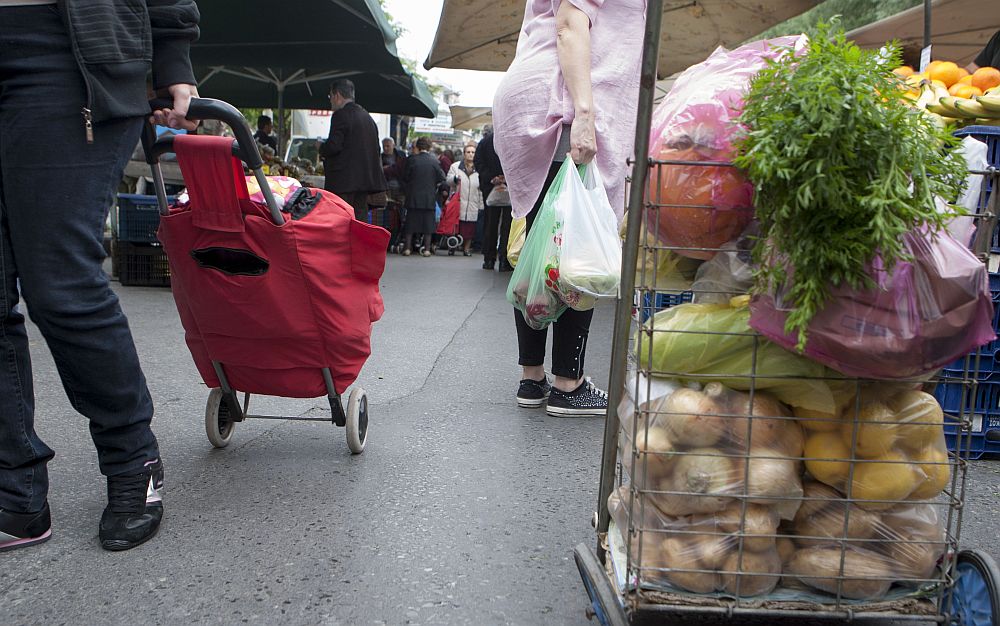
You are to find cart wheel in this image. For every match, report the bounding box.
[448,249,455,256]
[345,387,368,454]
[205,388,236,449]
[574,543,627,626]
[947,549,1000,626]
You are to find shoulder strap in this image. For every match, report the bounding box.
[174,135,248,233]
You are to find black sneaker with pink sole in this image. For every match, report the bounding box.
[0,502,52,552]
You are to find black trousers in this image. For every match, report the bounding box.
[0,5,158,512]
[481,199,513,267]
[514,162,594,380]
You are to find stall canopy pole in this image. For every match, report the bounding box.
[923,0,932,49]
[595,0,664,559]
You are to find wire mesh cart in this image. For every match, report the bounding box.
[574,2,1000,623]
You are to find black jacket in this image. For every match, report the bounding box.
[403,152,445,210]
[319,101,387,194]
[57,0,200,123]
[473,133,504,200]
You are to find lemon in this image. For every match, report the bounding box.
[910,445,951,500]
[794,406,842,433]
[850,452,919,509]
[888,391,944,452]
[841,401,899,458]
[804,432,852,488]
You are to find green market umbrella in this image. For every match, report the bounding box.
[191,0,437,145]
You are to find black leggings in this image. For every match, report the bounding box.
[514,162,595,380]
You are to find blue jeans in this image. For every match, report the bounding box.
[0,5,159,513]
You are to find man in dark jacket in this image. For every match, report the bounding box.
[401,137,445,256]
[319,79,387,221]
[0,0,199,553]
[475,127,514,271]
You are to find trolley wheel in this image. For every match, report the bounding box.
[948,549,1000,626]
[448,249,455,256]
[205,388,236,448]
[574,543,627,626]
[345,387,369,454]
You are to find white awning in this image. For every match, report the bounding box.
[425,0,822,77]
[847,0,1000,68]
[449,105,493,131]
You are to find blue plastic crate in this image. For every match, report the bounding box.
[639,291,693,321]
[117,194,172,244]
[944,414,1000,460]
[934,375,1000,417]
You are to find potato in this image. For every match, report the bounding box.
[745,449,801,503]
[720,550,781,596]
[851,452,920,510]
[661,537,720,593]
[659,388,729,448]
[796,481,844,520]
[776,537,796,564]
[792,498,879,548]
[660,449,736,515]
[717,503,778,553]
[887,540,943,580]
[726,391,802,455]
[841,401,899,459]
[684,531,735,569]
[787,547,894,599]
[888,390,945,452]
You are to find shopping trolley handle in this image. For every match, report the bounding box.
[141,98,284,225]
[143,97,264,169]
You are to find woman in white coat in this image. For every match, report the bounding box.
[447,144,483,256]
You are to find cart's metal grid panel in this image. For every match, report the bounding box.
[587,1,1000,622]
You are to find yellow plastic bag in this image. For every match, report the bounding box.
[507,216,526,267]
[635,297,848,414]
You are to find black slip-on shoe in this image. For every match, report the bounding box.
[0,503,52,552]
[517,377,551,408]
[99,459,163,551]
[546,379,609,417]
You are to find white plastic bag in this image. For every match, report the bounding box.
[555,161,622,305]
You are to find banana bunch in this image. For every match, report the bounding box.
[921,82,1000,127]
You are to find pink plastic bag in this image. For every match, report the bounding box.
[646,37,805,259]
[749,229,996,379]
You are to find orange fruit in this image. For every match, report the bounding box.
[929,61,962,87]
[958,75,975,85]
[926,60,944,74]
[949,83,984,98]
[893,65,915,78]
[956,67,970,81]
[972,67,1000,91]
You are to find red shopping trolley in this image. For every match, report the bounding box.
[142,99,389,453]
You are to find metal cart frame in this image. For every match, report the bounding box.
[574,1,1000,623]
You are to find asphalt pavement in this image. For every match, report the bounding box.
[2,254,1000,625]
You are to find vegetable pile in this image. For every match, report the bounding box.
[734,22,968,350]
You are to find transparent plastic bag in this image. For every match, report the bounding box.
[556,161,621,303]
[506,161,570,329]
[799,386,952,508]
[689,224,756,303]
[609,486,783,596]
[635,296,848,414]
[785,483,945,599]
[750,227,996,379]
[506,216,526,267]
[646,36,806,260]
[619,380,804,521]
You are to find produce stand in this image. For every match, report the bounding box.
[574,1,1000,623]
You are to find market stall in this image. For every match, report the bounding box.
[558,1,1000,623]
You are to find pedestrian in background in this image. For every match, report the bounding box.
[0,0,200,552]
[474,127,513,271]
[381,137,407,209]
[438,148,455,174]
[319,79,387,221]
[447,143,483,257]
[254,115,278,152]
[493,0,646,416]
[402,136,445,257]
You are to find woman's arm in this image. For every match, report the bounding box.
[556,1,596,164]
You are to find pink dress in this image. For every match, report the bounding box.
[492,0,647,221]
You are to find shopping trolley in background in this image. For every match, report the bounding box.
[142,98,390,454]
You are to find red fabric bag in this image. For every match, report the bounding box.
[436,189,461,235]
[158,135,389,397]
